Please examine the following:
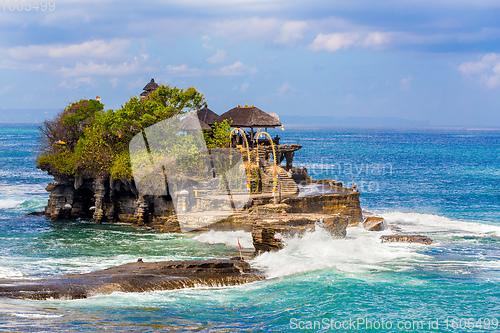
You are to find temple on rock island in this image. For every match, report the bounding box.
[40,79,366,253]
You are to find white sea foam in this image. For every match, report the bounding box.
[252,211,500,279]
[32,254,179,276]
[0,183,47,196]
[0,266,23,279]
[0,199,24,209]
[8,312,64,319]
[193,230,254,249]
[381,211,500,238]
[252,226,427,279]
[0,301,63,319]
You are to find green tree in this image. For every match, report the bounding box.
[37,85,205,179]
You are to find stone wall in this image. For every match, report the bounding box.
[281,193,363,223]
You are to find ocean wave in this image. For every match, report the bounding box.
[0,301,63,319]
[0,183,48,197]
[0,199,25,210]
[381,211,500,238]
[252,226,426,279]
[0,266,23,279]
[0,198,46,211]
[193,230,254,249]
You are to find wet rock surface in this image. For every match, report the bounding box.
[363,216,387,231]
[380,234,433,245]
[37,167,363,252]
[0,259,264,300]
[251,213,350,253]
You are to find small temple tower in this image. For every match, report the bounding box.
[140,78,159,97]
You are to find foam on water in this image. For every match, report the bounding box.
[0,183,48,197]
[193,230,254,249]
[252,225,427,279]
[0,266,23,279]
[381,211,500,238]
[20,254,184,278]
[0,199,24,210]
[253,211,500,279]
[0,198,47,212]
[0,301,63,319]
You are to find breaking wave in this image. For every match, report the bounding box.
[253,211,500,279]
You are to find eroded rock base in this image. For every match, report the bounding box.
[381,234,433,245]
[0,259,264,300]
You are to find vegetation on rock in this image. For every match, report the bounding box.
[37,85,208,179]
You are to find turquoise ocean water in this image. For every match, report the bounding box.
[0,123,499,332]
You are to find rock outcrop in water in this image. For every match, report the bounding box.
[36,83,366,254]
[40,164,363,252]
[43,171,176,229]
[0,259,264,300]
[363,216,387,231]
[380,234,433,245]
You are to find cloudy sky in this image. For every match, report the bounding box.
[1,0,499,127]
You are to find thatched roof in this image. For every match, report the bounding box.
[197,105,221,126]
[179,113,210,131]
[143,78,159,92]
[219,105,282,128]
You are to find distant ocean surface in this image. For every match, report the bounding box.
[0,123,499,332]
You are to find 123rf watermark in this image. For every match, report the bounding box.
[290,317,499,331]
[2,0,55,11]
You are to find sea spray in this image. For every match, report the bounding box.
[252,225,427,279]
[0,266,23,279]
[1,125,499,331]
[193,230,254,249]
[381,211,500,238]
[0,199,25,210]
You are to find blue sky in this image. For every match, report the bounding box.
[0,0,499,127]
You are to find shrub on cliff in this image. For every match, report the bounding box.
[203,119,231,149]
[37,85,205,179]
[37,99,104,175]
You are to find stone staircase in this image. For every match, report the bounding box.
[261,163,299,196]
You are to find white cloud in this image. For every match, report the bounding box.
[233,82,250,92]
[216,61,257,76]
[400,76,413,92]
[362,32,391,48]
[165,61,256,77]
[277,82,293,95]
[6,39,131,61]
[309,32,391,52]
[0,85,13,96]
[165,64,203,77]
[58,77,94,90]
[109,78,119,88]
[213,17,280,41]
[59,61,140,77]
[274,21,307,46]
[309,33,357,52]
[240,82,250,92]
[458,53,500,88]
[206,49,227,64]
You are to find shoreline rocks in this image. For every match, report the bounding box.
[380,234,433,245]
[363,216,387,231]
[37,166,363,253]
[0,259,264,300]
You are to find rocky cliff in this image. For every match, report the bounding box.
[43,172,178,231]
[41,165,363,252]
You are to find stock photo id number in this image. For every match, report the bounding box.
[2,0,55,11]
